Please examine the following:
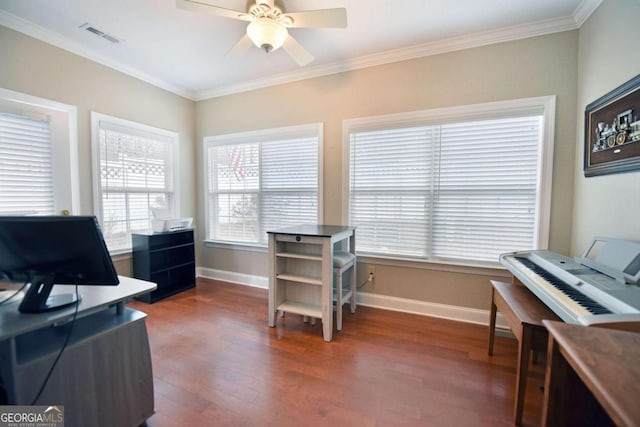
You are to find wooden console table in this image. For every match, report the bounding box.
[542,320,640,427]
[488,279,560,425]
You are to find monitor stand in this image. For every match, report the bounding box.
[18,274,80,314]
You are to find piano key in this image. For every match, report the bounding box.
[506,255,593,320]
[514,256,612,315]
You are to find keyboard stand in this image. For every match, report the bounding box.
[488,279,560,426]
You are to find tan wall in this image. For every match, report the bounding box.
[196,31,579,309]
[0,23,586,309]
[571,0,640,255]
[0,26,196,276]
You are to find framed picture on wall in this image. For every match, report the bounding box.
[584,73,640,177]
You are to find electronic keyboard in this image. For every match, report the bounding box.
[500,237,640,326]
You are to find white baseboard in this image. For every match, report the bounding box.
[197,267,268,289]
[196,267,508,329]
[356,291,509,329]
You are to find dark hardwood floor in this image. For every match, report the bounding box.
[128,279,545,426]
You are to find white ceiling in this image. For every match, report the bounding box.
[0,0,600,100]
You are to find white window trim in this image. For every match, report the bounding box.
[0,87,79,214]
[90,111,180,254]
[342,95,556,265]
[203,122,324,249]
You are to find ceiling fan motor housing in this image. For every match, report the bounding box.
[247,18,288,53]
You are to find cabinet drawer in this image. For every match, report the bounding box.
[147,230,194,250]
[275,234,324,245]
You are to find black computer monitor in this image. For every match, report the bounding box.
[0,215,119,314]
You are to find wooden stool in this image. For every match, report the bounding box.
[488,280,560,426]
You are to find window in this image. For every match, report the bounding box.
[0,88,78,216]
[91,112,179,253]
[0,112,54,214]
[204,123,322,247]
[345,96,555,265]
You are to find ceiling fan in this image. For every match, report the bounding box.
[176,0,347,66]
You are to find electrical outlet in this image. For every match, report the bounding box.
[367,265,375,282]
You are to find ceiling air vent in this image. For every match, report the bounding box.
[79,23,121,44]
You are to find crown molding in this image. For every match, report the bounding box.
[2,1,604,103]
[0,10,196,100]
[573,0,603,27]
[195,14,580,100]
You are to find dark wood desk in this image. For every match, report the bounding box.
[542,320,640,427]
[488,279,560,425]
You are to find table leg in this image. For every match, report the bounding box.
[349,233,357,314]
[321,239,333,342]
[488,288,497,356]
[268,233,277,328]
[515,327,532,426]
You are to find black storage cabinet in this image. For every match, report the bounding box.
[132,229,196,303]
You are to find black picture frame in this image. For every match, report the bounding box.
[584,74,640,177]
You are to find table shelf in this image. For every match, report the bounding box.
[276,252,323,261]
[276,273,323,286]
[276,301,322,318]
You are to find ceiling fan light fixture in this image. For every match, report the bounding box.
[247,19,288,53]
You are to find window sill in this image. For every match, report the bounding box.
[357,254,510,277]
[202,242,509,277]
[203,240,268,253]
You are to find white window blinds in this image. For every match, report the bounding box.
[348,107,549,264]
[0,112,54,215]
[349,126,435,258]
[92,113,178,253]
[433,117,540,262]
[205,124,321,246]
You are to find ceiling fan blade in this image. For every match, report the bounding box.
[282,35,314,66]
[226,34,253,58]
[176,0,251,22]
[283,8,347,28]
